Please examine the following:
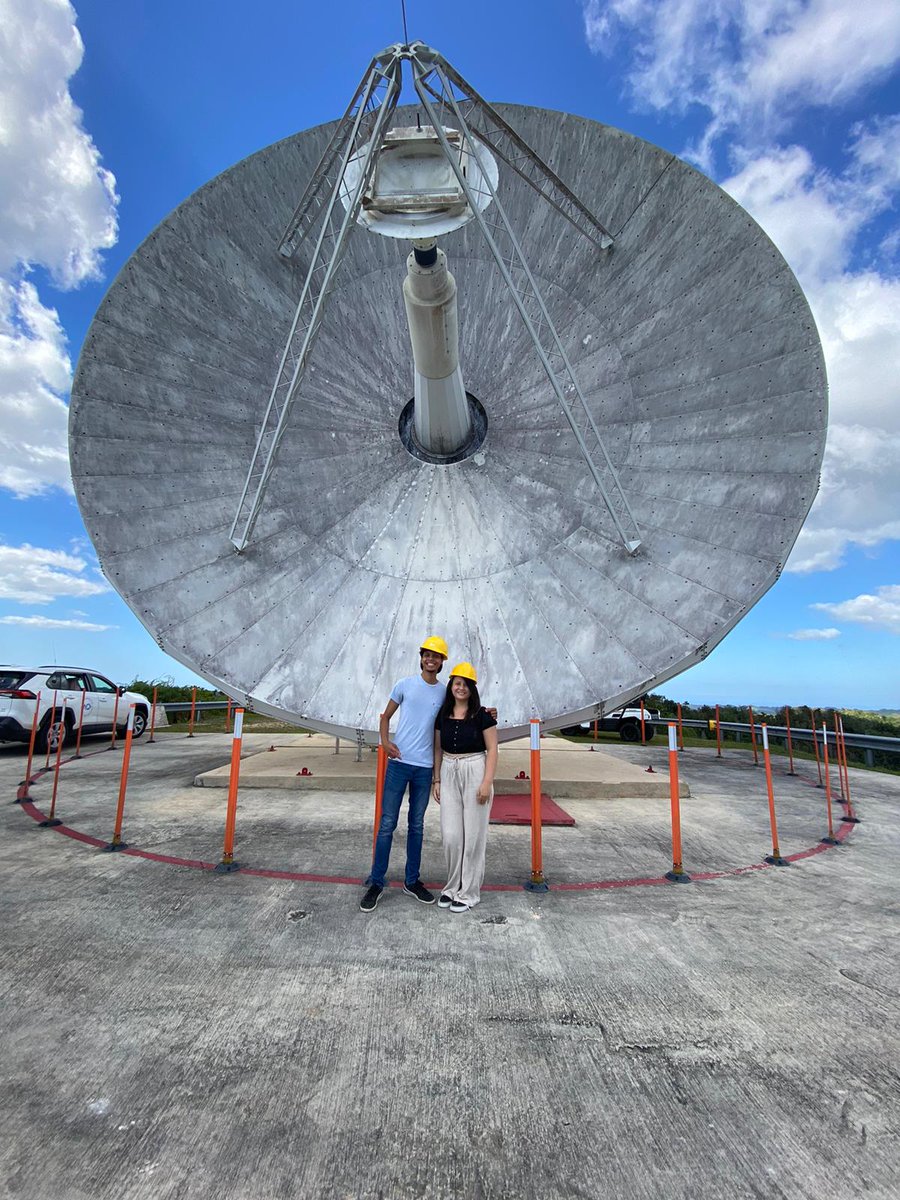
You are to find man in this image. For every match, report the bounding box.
[359,636,449,912]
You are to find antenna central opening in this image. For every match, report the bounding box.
[398,393,488,465]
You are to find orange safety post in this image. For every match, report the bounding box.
[19,690,42,801]
[524,719,548,892]
[372,742,387,853]
[44,688,59,769]
[832,712,851,807]
[39,694,69,826]
[809,707,823,787]
[74,688,87,758]
[836,713,848,798]
[215,708,245,872]
[188,686,197,737]
[837,714,860,824]
[102,706,136,851]
[592,717,598,741]
[665,723,691,882]
[148,685,158,744]
[784,705,796,775]
[40,695,72,828]
[109,689,120,750]
[715,704,722,757]
[748,705,759,766]
[820,724,839,844]
[676,703,684,751]
[225,698,232,734]
[640,699,646,745]
[761,725,789,865]
[832,713,846,801]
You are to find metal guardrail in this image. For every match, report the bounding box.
[162,701,231,714]
[157,701,899,767]
[667,718,898,767]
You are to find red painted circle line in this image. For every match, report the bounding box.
[13,745,855,893]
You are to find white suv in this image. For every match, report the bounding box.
[0,667,150,755]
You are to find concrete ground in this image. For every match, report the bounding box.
[1,731,898,1199]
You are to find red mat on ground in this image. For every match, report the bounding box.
[489,793,575,826]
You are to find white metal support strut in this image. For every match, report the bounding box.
[229,52,402,551]
[277,45,403,261]
[231,42,636,554]
[410,43,614,253]
[410,53,642,555]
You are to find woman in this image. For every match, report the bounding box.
[432,663,498,913]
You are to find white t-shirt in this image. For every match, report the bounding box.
[389,674,445,768]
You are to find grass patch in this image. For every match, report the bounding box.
[157,712,306,736]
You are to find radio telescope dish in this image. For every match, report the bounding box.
[70,49,826,741]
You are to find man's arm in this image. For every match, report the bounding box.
[380,698,401,759]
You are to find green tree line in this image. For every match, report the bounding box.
[127,678,226,705]
[127,678,229,725]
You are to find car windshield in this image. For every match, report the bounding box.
[0,672,29,690]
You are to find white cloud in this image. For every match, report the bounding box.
[0,614,115,632]
[848,115,900,202]
[0,0,118,499]
[723,143,900,572]
[722,145,850,279]
[723,122,900,291]
[812,584,900,633]
[582,2,900,164]
[0,543,109,604]
[779,627,841,640]
[749,2,900,113]
[0,278,72,496]
[0,0,118,284]
[788,424,900,572]
[581,9,900,578]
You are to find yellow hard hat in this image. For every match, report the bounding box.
[420,635,448,659]
[449,661,477,683]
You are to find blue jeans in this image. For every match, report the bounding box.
[367,760,433,888]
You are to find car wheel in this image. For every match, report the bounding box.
[132,707,148,739]
[619,720,641,743]
[644,724,656,742]
[35,712,70,756]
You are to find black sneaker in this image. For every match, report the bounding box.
[437,893,453,908]
[359,884,383,912]
[403,881,435,904]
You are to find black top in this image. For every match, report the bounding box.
[435,707,498,754]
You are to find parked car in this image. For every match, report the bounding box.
[562,703,660,742]
[0,666,150,754]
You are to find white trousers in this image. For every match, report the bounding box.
[440,752,492,907]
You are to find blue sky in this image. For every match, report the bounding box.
[1,0,898,707]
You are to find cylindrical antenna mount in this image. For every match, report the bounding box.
[403,244,472,455]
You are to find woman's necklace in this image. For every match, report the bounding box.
[452,704,468,720]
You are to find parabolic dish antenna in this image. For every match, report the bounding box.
[70,43,827,740]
